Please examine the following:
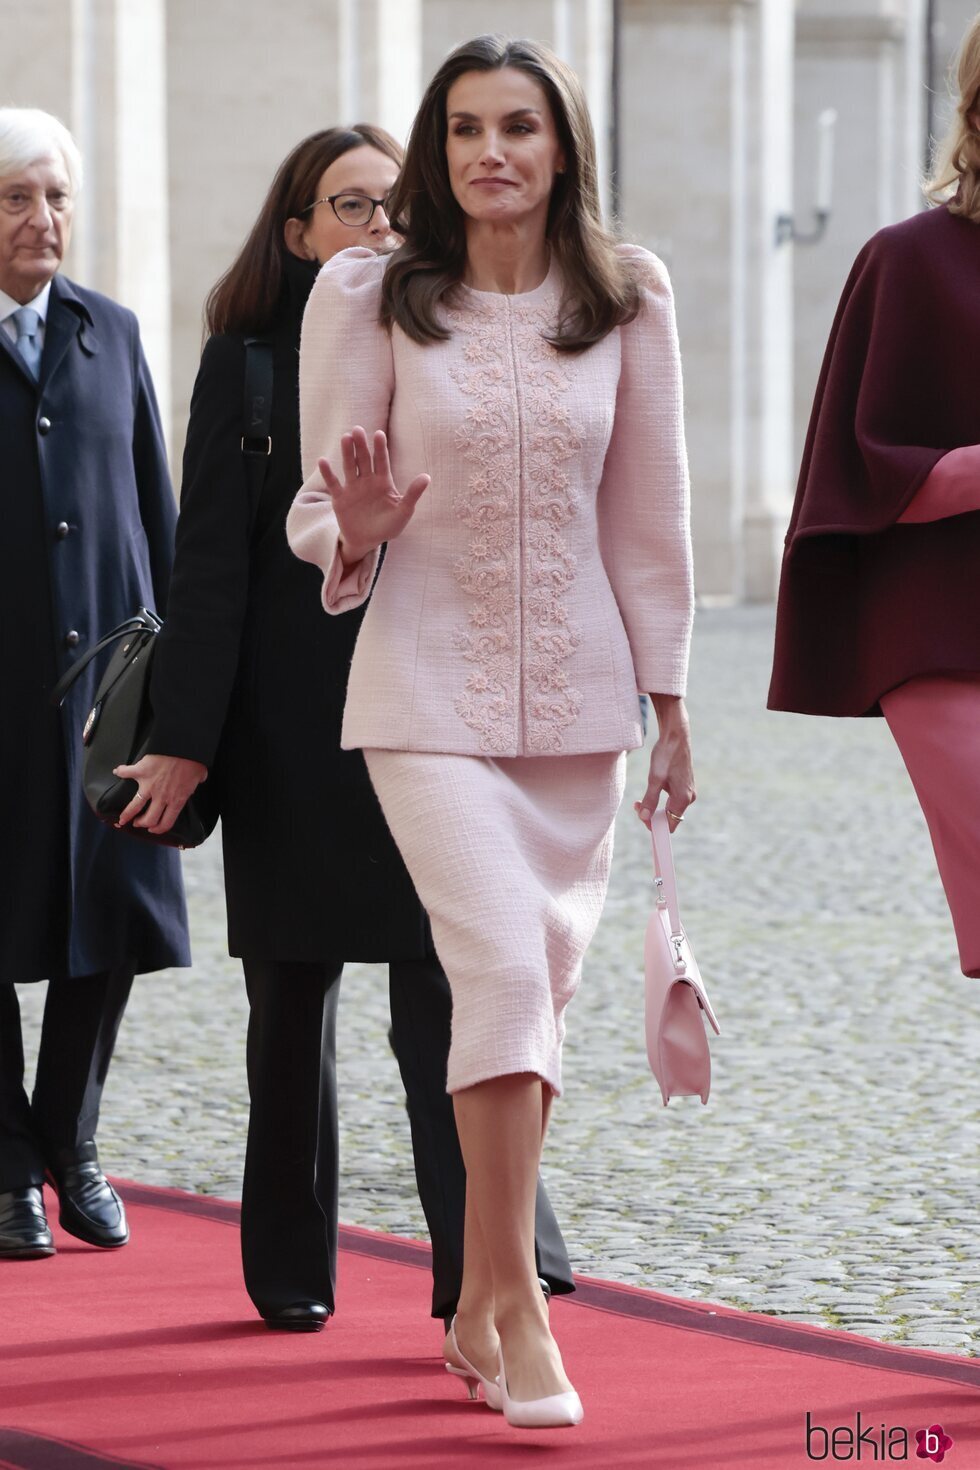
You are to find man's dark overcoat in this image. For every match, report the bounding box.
[148,255,428,961]
[0,273,191,982]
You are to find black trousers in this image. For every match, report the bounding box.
[0,968,134,1192]
[240,953,574,1319]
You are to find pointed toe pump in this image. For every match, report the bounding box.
[497,1345,584,1429]
[443,1315,502,1411]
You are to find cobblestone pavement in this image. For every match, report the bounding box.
[19,606,980,1353]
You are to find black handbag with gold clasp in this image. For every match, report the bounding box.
[50,608,219,849]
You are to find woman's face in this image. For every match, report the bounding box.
[285,144,399,265]
[445,67,566,230]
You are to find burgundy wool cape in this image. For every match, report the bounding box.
[768,205,980,717]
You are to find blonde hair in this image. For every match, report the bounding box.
[924,12,980,219]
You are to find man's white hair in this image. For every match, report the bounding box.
[0,107,83,193]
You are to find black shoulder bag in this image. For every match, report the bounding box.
[50,337,276,850]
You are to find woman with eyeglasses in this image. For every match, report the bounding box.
[113,124,577,1331]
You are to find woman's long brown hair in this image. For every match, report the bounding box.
[380,34,639,354]
[205,124,403,337]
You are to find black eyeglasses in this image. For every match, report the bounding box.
[302,192,392,227]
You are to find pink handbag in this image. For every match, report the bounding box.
[644,809,720,1107]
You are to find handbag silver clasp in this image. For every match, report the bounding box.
[655,876,667,907]
[671,933,686,971]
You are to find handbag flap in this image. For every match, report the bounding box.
[647,814,719,1032]
[76,613,218,849]
[643,812,721,1106]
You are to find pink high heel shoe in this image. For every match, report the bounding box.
[497,1344,584,1429]
[443,1315,502,1411]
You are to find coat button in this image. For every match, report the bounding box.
[55,521,70,540]
[38,416,52,435]
[64,630,81,649]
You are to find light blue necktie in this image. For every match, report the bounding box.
[9,306,42,380]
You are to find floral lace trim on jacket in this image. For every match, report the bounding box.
[448,299,583,754]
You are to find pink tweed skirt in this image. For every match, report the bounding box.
[363,749,627,1095]
[880,674,980,979]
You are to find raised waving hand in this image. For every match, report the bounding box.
[321,425,429,564]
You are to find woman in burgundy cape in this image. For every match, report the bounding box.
[769,17,980,979]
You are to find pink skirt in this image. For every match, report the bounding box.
[363,749,627,1095]
[880,674,980,979]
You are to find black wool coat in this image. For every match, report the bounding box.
[0,273,191,982]
[149,256,429,962]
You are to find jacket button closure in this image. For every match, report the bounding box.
[55,521,70,540]
[64,630,81,649]
[38,416,52,435]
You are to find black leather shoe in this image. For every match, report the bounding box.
[44,1141,129,1249]
[262,1301,330,1332]
[0,1186,55,1259]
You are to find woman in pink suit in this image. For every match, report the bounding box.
[769,15,980,981]
[287,35,695,1428]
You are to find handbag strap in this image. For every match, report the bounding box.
[650,808,683,938]
[242,335,274,537]
[49,608,161,707]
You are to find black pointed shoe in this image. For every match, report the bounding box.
[44,1141,129,1249]
[262,1302,330,1332]
[0,1186,55,1258]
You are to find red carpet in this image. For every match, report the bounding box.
[0,1182,977,1469]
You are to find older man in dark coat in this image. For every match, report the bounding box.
[0,107,190,1258]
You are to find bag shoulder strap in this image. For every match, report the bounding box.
[650,809,683,937]
[49,609,160,707]
[241,335,274,537]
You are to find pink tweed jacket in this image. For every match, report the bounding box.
[286,243,694,758]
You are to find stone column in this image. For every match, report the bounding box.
[107,0,171,437]
[0,1,75,150]
[903,0,930,189]
[165,0,345,474]
[338,0,423,144]
[552,0,614,216]
[0,0,77,281]
[932,1,979,135]
[620,0,792,601]
[165,0,431,472]
[793,4,927,475]
[0,0,171,439]
[742,0,796,602]
[620,1,736,599]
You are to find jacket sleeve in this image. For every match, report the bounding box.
[596,245,694,696]
[130,318,178,616]
[286,247,393,614]
[897,444,980,523]
[147,333,251,767]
